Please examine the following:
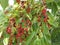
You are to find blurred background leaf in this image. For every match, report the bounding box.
[0,0,8,9]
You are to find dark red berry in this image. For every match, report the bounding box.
[37,16,41,22]
[26,6,31,13]
[26,19,29,23]
[21,19,24,22]
[26,19,31,25]
[17,26,24,36]
[6,26,11,34]
[44,18,47,23]
[16,33,20,37]
[24,28,28,32]
[42,8,47,16]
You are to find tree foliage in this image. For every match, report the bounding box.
[0,0,60,45]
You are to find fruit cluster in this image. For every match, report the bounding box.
[2,0,51,45]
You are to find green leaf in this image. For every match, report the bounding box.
[32,17,37,23]
[47,2,58,14]
[52,2,58,14]
[25,31,36,45]
[2,31,10,45]
[0,0,8,9]
[41,38,45,45]
[46,0,54,3]
[39,32,43,38]
[0,11,8,24]
[42,22,49,34]
[57,1,60,6]
[47,12,58,27]
[32,23,38,31]
[3,37,9,45]
[51,28,60,45]
[34,37,41,45]
[25,23,39,45]
[54,0,60,6]
[44,35,51,45]
[0,31,3,38]
[26,13,32,20]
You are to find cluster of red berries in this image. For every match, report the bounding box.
[42,8,48,22]
[17,26,24,38]
[42,8,51,28]
[5,1,52,45]
[37,16,41,22]
[16,25,28,42]
[6,17,29,44]
[26,6,31,14]
[26,19,32,26]
[6,18,16,34]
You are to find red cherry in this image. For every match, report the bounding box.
[42,8,47,16]
[6,26,11,34]
[26,7,31,13]
[19,28,24,33]
[44,18,47,23]
[17,27,24,36]
[16,35,18,39]
[17,33,20,37]
[26,19,31,25]
[24,28,28,32]
[18,26,22,32]
[42,8,46,14]
[26,19,30,24]
[21,19,24,22]
[37,16,41,22]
